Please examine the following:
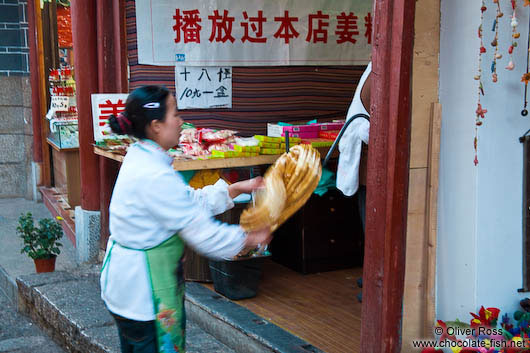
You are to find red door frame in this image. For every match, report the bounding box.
[71,0,100,211]
[96,0,127,249]
[361,0,416,351]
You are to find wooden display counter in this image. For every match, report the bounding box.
[95,143,341,282]
[94,145,337,171]
[47,138,81,207]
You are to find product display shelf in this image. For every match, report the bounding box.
[94,145,337,171]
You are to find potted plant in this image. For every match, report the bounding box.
[17,212,64,273]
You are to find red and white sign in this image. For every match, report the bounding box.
[135,0,372,66]
[91,94,128,141]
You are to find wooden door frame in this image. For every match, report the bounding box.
[361,0,416,351]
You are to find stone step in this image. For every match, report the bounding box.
[16,271,117,353]
[15,269,322,353]
[184,282,324,353]
[15,270,234,353]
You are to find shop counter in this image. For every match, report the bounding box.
[47,138,81,207]
[94,145,337,171]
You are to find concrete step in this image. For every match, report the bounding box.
[15,268,234,353]
[184,282,323,353]
[16,270,118,353]
[16,268,322,353]
[0,284,65,353]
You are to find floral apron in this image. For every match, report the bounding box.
[103,234,186,352]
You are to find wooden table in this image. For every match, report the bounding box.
[95,144,338,281]
[94,145,337,171]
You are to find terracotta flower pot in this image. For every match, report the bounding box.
[34,255,57,273]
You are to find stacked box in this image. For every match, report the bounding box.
[319,130,340,140]
[281,131,319,139]
[318,122,344,131]
[258,141,281,149]
[282,124,320,133]
[301,139,334,148]
[233,145,260,153]
[211,150,260,158]
[254,135,301,143]
[254,135,282,143]
[280,142,300,149]
[259,148,284,155]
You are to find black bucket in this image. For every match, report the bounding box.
[208,256,266,300]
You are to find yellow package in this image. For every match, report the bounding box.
[233,145,260,153]
[188,169,222,189]
[237,152,260,157]
[280,142,300,149]
[302,139,334,148]
[281,136,301,143]
[258,142,281,149]
[211,150,228,158]
[254,135,282,143]
[255,135,302,143]
[259,148,284,155]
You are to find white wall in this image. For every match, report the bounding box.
[438,0,530,321]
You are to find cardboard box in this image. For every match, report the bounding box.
[258,142,281,149]
[267,123,284,138]
[233,145,260,153]
[254,135,301,143]
[301,138,334,147]
[318,122,344,131]
[281,131,319,139]
[319,130,340,140]
[282,124,320,133]
[259,148,284,155]
[267,123,322,137]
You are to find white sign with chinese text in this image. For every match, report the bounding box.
[135,0,372,66]
[176,66,232,109]
[50,96,69,112]
[91,94,128,141]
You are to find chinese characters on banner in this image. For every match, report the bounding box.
[176,67,232,109]
[91,94,128,141]
[135,0,372,66]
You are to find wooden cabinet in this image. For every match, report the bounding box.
[270,189,364,274]
[48,139,81,207]
[184,202,248,282]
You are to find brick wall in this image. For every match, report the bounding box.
[0,0,33,199]
[0,0,28,76]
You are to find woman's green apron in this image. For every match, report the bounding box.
[102,234,186,352]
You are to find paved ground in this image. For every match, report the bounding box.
[0,198,235,353]
[0,198,77,279]
[0,289,65,353]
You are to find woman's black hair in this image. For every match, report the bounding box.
[108,85,170,139]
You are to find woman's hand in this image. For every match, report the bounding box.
[228,176,265,199]
[244,226,273,248]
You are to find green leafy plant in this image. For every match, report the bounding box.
[17,212,63,260]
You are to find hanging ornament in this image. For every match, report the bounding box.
[491,0,502,82]
[474,1,488,166]
[522,0,530,116]
[507,0,519,70]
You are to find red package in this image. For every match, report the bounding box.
[319,130,340,140]
[57,7,72,48]
[179,143,209,157]
[207,143,232,152]
[179,128,198,144]
[199,129,237,143]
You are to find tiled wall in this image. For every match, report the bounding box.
[0,0,29,76]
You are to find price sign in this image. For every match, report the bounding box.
[175,66,232,109]
[50,96,69,112]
